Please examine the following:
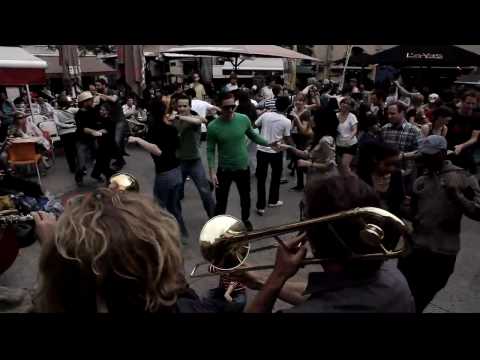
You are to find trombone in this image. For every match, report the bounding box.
[190,207,410,278]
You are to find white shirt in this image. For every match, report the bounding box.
[192,99,215,134]
[255,112,291,153]
[224,83,238,92]
[122,104,137,118]
[261,86,274,100]
[336,112,358,147]
[191,99,214,118]
[17,117,51,150]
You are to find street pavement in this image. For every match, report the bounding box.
[1,142,480,312]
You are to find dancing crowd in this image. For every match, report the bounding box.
[1,72,480,313]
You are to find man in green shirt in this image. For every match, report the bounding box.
[174,94,215,218]
[207,92,279,231]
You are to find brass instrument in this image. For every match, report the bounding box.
[190,207,410,278]
[0,210,33,225]
[109,172,140,192]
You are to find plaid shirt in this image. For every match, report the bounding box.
[381,120,422,174]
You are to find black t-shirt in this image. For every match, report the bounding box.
[98,89,125,124]
[446,111,480,174]
[446,112,480,148]
[75,107,102,143]
[147,122,180,173]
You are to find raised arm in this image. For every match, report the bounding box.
[395,81,421,98]
[128,136,162,156]
[99,93,118,103]
[245,235,306,313]
[177,114,207,126]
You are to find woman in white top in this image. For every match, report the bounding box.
[336,97,358,174]
[12,112,51,152]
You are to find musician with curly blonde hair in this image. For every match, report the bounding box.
[32,188,236,313]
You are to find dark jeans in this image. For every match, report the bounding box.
[290,133,308,188]
[60,133,77,173]
[114,119,129,164]
[75,141,96,180]
[256,151,283,210]
[154,166,188,237]
[181,159,215,218]
[397,247,457,313]
[214,168,251,222]
[91,144,114,180]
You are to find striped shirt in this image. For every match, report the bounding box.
[208,265,246,293]
[258,97,277,112]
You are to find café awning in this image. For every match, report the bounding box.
[38,55,116,78]
[371,45,480,67]
[0,46,47,86]
[160,45,320,70]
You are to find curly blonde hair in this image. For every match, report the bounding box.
[35,188,186,313]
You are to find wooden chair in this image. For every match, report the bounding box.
[7,141,43,186]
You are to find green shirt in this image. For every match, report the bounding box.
[175,120,201,161]
[207,113,269,171]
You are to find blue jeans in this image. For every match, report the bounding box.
[180,159,215,218]
[153,166,188,237]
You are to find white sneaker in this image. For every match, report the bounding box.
[268,201,284,208]
[256,208,265,215]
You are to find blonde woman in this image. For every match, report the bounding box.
[32,189,231,313]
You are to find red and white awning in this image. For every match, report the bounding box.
[0,46,47,86]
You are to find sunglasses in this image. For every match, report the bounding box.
[222,105,235,111]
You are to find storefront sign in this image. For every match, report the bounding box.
[406,52,444,60]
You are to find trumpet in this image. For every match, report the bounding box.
[190,207,410,278]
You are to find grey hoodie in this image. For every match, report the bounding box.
[53,108,77,136]
[411,160,480,255]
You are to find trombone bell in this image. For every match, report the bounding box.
[199,215,251,272]
[109,173,140,192]
[191,207,411,278]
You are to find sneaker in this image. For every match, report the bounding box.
[243,220,253,232]
[256,208,265,216]
[268,201,284,208]
[280,178,288,184]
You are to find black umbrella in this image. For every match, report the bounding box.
[371,45,480,67]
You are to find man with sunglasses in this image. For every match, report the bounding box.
[207,93,280,231]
